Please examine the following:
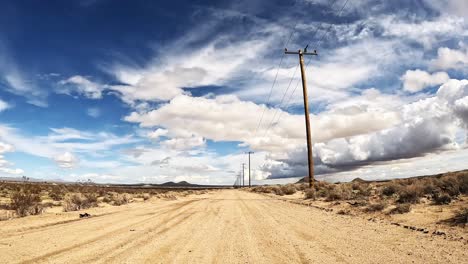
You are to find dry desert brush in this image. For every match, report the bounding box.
[9,185,43,217]
[389,204,411,214]
[63,193,98,212]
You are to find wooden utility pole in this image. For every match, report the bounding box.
[242,163,246,187]
[285,46,317,188]
[245,151,254,187]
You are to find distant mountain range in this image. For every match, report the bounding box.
[0,176,59,183]
[159,181,196,186]
[0,177,223,188]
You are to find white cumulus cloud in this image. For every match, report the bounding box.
[59,75,104,99]
[431,46,468,70]
[401,69,449,93]
[54,152,78,168]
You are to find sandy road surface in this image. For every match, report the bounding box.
[0,190,466,264]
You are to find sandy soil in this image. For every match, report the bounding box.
[0,190,466,264]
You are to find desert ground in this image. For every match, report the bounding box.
[0,188,467,264]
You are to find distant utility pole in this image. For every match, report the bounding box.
[242,163,246,187]
[245,151,254,187]
[285,45,317,188]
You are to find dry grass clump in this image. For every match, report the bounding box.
[448,208,467,227]
[351,182,372,198]
[10,186,43,217]
[111,193,132,206]
[295,183,308,191]
[432,193,452,205]
[49,187,65,201]
[281,184,297,195]
[304,188,316,199]
[381,183,400,196]
[160,193,177,200]
[251,186,273,194]
[325,184,353,201]
[364,201,387,212]
[389,204,411,214]
[134,193,151,201]
[396,185,422,204]
[271,186,284,196]
[63,193,98,212]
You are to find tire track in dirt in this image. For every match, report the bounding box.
[237,195,313,264]
[1,211,120,239]
[85,199,203,263]
[18,199,201,264]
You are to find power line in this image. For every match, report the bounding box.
[274,0,353,127]
[257,0,352,178]
[253,8,302,138]
[259,0,341,139]
[263,0,350,137]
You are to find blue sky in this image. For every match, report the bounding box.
[0,0,467,184]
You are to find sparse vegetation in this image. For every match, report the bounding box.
[396,185,422,204]
[63,193,99,212]
[381,184,399,196]
[10,186,43,217]
[389,204,411,214]
[325,184,353,201]
[49,187,65,201]
[448,208,467,227]
[248,170,468,228]
[432,193,451,205]
[365,202,387,212]
[0,180,208,221]
[281,184,296,195]
[111,193,132,206]
[304,188,315,199]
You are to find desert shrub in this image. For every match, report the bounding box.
[252,186,274,194]
[389,204,411,214]
[49,187,65,201]
[102,195,112,203]
[351,183,372,198]
[63,193,98,212]
[421,181,438,195]
[432,193,452,205]
[304,188,316,200]
[10,187,43,217]
[112,193,131,206]
[365,202,387,212]
[281,184,297,195]
[316,188,330,198]
[97,188,107,197]
[142,193,150,201]
[448,208,467,226]
[271,186,284,196]
[397,185,422,204]
[314,181,332,192]
[381,184,400,196]
[326,185,353,201]
[295,183,307,191]
[84,193,98,204]
[437,178,460,197]
[459,174,468,194]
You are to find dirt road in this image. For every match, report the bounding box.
[0,190,466,263]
